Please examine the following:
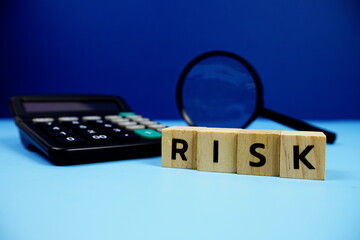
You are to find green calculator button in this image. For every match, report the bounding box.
[119,112,135,117]
[134,129,162,139]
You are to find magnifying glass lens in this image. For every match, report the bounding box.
[182,56,258,128]
[178,51,337,143]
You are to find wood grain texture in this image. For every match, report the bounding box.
[237,130,281,176]
[280,131,326,180]
[197,128,240,173]
[161,126,205,169]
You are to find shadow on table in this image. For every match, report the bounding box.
[142,157,350,182]
[326,169,350,181]
[0,136,52,166]
[141,157,162,167]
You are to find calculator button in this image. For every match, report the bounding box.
[73,124,90,130]
[104,115,121,120]
[49,130,75,137]
[126,125,145,130]
[126,115,143,120]
[82,116,102,121]
[106,127,128,133]
[116,121,137,127]
[88,134,112,142]
[57,136,85,144]
[139,120,158,126]
[62,120,81,125]
[147,124,167,131]
[84,119,105,125]
[114,132,140,141]
[133,118,150,123]
[119,112,136,117]
[32,118,54,123]
[134,129,162,139]
[92,119,105,124]
[110,118,129,123]
[58,117,79,122]
[35,121,56,127]
[80,129,103,135]
[100,123,115,129]
[44,125,67,131]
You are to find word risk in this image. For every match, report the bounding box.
[161,127,326,180]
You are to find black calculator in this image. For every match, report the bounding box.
[10,95,166,165]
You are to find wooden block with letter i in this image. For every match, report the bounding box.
[280,131,326,180]
[162,126,205,169]
[197,128,240,173]
[237,130,281,177]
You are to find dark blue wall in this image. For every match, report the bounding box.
[1,0,360,119]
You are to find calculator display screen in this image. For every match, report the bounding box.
[23,102,120,113]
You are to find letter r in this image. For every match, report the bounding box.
[171,139,188,161]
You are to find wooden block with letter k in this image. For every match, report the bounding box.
[280,131,326,180]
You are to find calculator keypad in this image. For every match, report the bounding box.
[32,113,166,147]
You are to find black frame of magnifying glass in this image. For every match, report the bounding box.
[176,50,264,129]
[176,50,337,144]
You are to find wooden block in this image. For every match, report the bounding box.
[280,131,326,180]
[197,128,240,173]
[161,126,205,169]
[237,130,281,177]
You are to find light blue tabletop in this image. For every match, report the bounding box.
[0,118,360,240]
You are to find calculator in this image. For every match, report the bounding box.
[10,95,166,165]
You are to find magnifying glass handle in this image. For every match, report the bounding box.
[261,108,336,144]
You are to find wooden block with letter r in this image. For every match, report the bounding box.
[237,129,281,177]
[197,128,240,173]
[280,131,326,180]
[162,126,205,169]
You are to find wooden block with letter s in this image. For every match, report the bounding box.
[197,128,240,173]
[161,126,205,169]
[280,131,326,180]
[237,130,281,177]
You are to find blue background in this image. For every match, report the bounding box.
[1,0,360,119]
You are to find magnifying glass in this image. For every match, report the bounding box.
[176,51,336,144]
